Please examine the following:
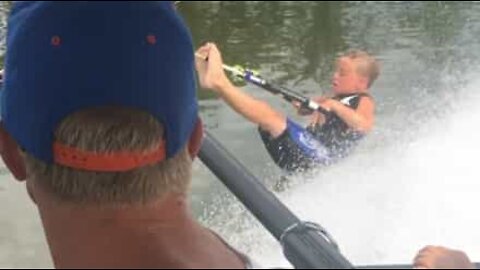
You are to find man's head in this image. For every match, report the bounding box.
[0,1,202,204]
[22,107,200,204]
[332,50,380,94]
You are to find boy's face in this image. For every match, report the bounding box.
[332,57,368,94]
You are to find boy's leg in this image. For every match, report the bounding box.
[258,119,332,172]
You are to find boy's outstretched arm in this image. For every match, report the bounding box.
[195,43,287,137]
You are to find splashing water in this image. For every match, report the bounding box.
[202,74,480,268]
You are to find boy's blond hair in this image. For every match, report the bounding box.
[343,50,380,88]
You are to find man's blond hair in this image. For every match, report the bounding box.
[23,106,192,204]
[343,50,380,88]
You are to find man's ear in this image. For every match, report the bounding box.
[0,122,27,181]
[188,118,204,160]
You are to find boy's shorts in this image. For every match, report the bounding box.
[258,118,332,172]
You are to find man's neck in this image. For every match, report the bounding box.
[36,191,245,268]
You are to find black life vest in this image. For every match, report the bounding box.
[306,93,371,159]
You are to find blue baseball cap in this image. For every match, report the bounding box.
[1,1,198,170]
